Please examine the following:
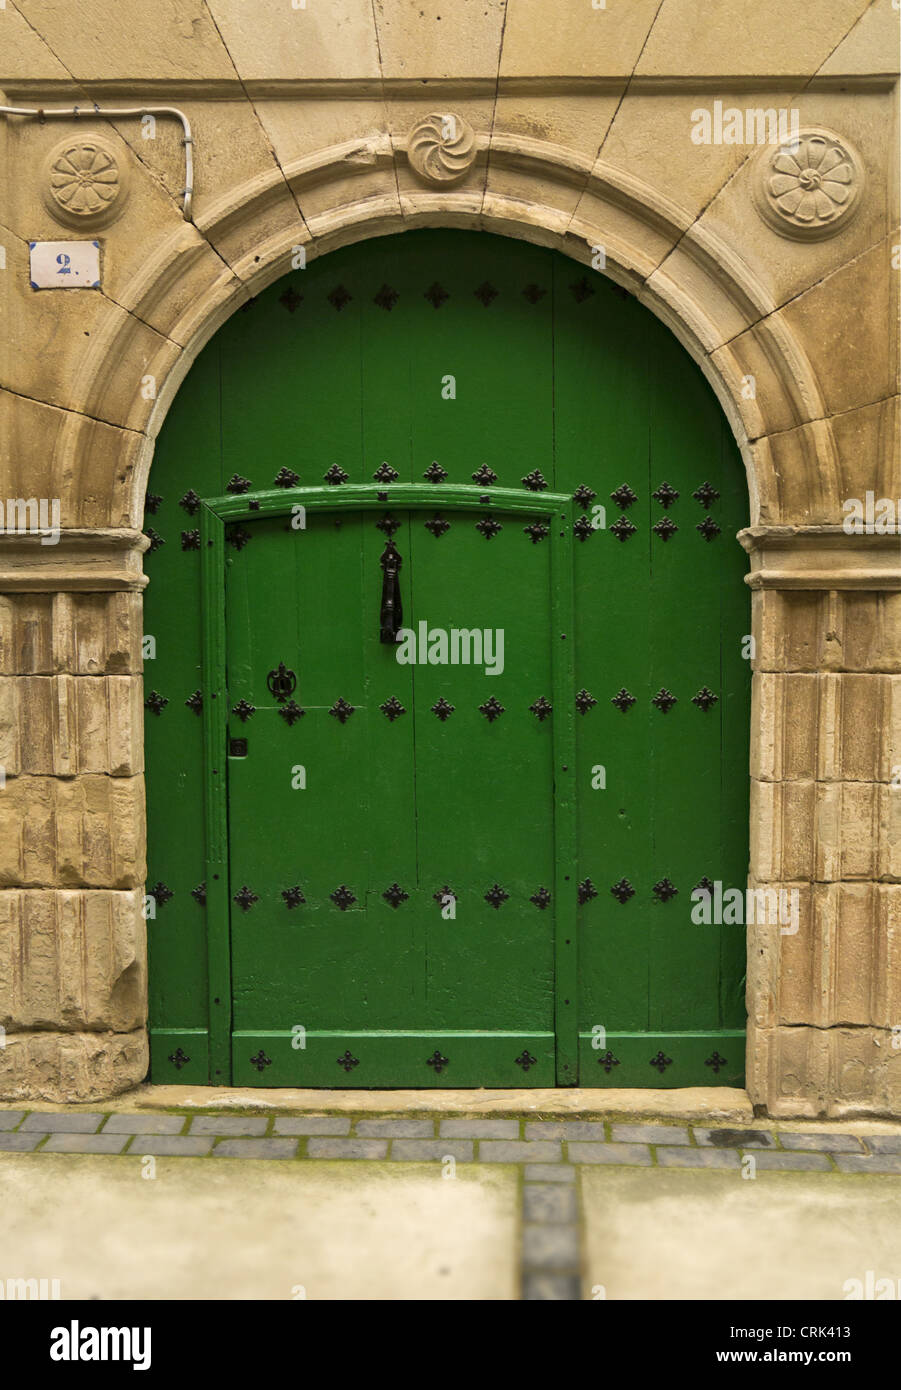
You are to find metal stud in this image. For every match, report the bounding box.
[515,1050,538,1070]
[424,517,450,538]
[274,467,300,488]
[380,696,406,721]
[653,517,678,541]
[650,1051,673,1074]
[376,516,401,536]
[521,469,548,491]
[337,1050,360,1072]
[267,663,297,702]
[279,285,303,313]
[382,882,409,908]
[705,1051,728,1074]
[479,696,505,722]
[610,879,635,903]
[576,688,598,714]
[522,284,546,304]
[474,282,498,306]
[651,688,678,713]
[279,699,305,726]
[373,284,398,311]
[144,492,163,514]
[611,688,636,712]
[424,283,449,309]
[373,461,399,482]
[426,1050,450,1074]
[431,697,455,721]
[282,886,306,908]
[144,527,165,552]
[694,876,716,896]
[191,883,206,906]
[570,276,594,303]
[329,697,355,724]
[327,285,352,311]
[433,885,456,906]
[324,464,349,485]
[330,885,357,910]
[145,690,169,716]
[573,515,594,542]
[696,516,721,541]
[693,481,721,508]
[573,484,596,507]
[168,1047,191,1070]
[484,883,509,909]
[524,523,549,543]
[423,460,448,482]
[232,699,256,722]
[226,526,252,550]
[610,484,638,509]
[185,690,203,715]
[578,878,598,905]
[233,885,259,911]
[598,1050,620,1075]
[529,696,553,721]
[652,878,678,902]
[530,887,551,909]
[652,482,679,508]
[227,473,251,494]
[179,489,201,515]
[149,881,174,906]
[476,516,503,539]
[472,463,498,485]
[692,687,719,712]
[609,516,637,541]
[250,1050,272,1072]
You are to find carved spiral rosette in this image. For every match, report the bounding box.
[407,112,477,185]
[754,128,863,241]
[43,134,128,229]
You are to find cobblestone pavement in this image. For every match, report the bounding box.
[3,1108,900,1299]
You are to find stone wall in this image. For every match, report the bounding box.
[0,0,897,1110]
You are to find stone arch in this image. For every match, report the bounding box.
[52,133,835,531]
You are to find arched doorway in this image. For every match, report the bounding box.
[143,229,750,1088]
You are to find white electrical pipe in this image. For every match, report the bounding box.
[0,103,194,221]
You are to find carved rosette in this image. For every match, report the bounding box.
[754,128,863,241]
[43,134,128,229]
[407,112,477,184]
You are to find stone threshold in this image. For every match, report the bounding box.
[14,1084,901,1134]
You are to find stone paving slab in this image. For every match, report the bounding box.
[568,1142,652,1166]
[213,1139,299,1159]
[863,1136,901,1155]
[102,1114,186,1135]
[357,1118,435,1138]
[749,1150,832,1172]
[611,1123,690,1145]
[834,1154,901,1174]
[522,1272,582,1300]
[21,1112,104,1133]
[522,1224,581,1268]
[274,1117,351,1136]
[694,1127,774,1148]
[306,1138,389,1159]
[189,1116,268,1137]
[479,1140,562,1163]
[525,1163,576,1183]
[439,1118,519,1139]
[44,1133,129,1154]
[657,1147,741,1168]
[524,1120,607,1140]
[128,1136,213,1157]
[523,1184,578,1223]
[779,1131,863,1153]
[0,1132,45,1151]
[0,1112,25,1130]
[390,1139,473,1161]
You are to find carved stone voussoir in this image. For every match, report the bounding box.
[753,128,863,242]
[406,112,477,185]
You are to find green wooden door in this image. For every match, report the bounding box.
[144,229,750,1089]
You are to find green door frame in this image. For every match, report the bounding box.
[198,482,578,1085]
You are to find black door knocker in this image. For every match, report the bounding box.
[267,662,297,702]
[379,538,403,643]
